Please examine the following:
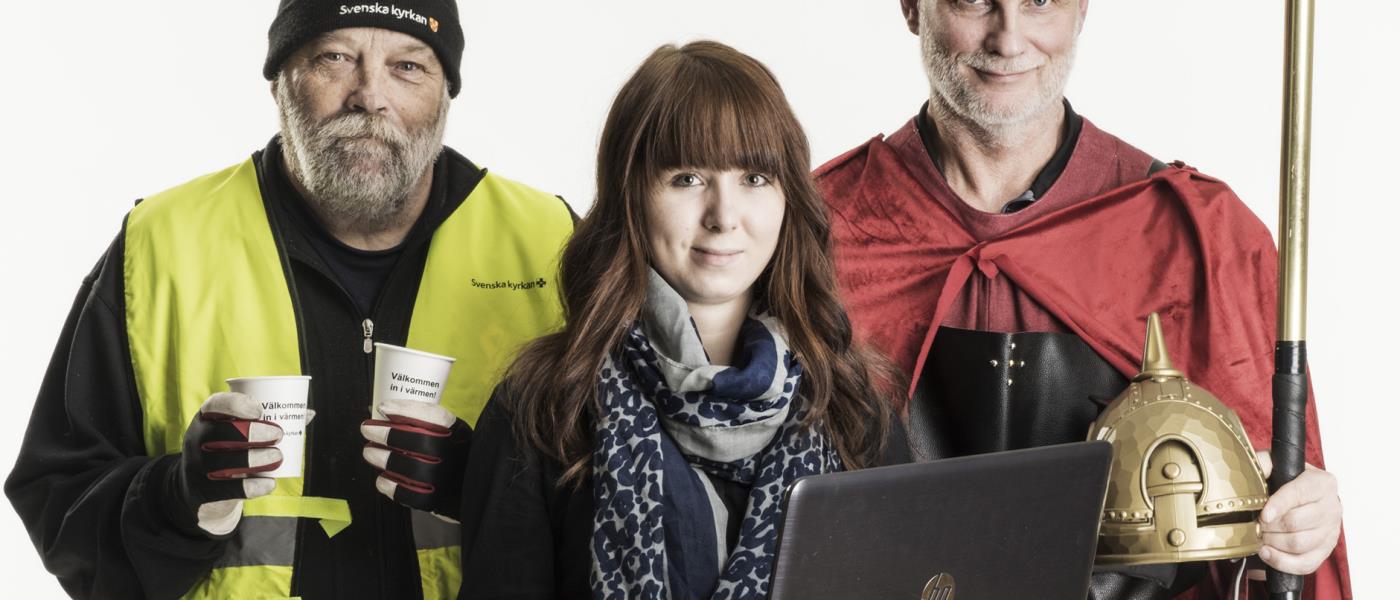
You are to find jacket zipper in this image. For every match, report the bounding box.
[261,153,445,596]
[361,265,405,597]
[292,207,430,595]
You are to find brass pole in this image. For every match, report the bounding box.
[1277,0,1313,342]
[1269,0,1314,598]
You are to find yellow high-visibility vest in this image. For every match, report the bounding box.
[123,157,571,599]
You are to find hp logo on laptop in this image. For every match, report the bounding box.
[921,573,956,600]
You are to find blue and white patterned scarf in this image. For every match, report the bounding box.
[591,270,841,600]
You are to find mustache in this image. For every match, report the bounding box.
[312,112,410,154]
[958,52,1044,75]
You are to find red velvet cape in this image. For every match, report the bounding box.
[816,127,1351,599]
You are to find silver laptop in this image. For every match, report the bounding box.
[769,441,1112,599]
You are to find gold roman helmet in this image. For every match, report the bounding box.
[1087,314,1269,565]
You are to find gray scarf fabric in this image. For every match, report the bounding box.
[639,271,794,463]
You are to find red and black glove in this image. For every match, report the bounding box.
[360,399,472,521]
[166,392,283,536]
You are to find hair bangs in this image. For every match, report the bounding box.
[638,55,790,183]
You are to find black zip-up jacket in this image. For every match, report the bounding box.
[5,137,542,599]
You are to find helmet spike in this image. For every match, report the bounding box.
[1136,313,1184,382]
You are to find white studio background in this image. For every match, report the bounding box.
[0,1,1391,597]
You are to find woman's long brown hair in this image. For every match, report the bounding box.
[505,40,896,485]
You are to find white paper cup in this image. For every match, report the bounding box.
[372,343,455,418]
[226,376,311,479]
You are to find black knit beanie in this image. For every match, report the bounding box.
[264,0,464,97]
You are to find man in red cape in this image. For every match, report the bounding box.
[816,1,1349,598]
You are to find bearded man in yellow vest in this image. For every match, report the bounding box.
[4,1,573,598]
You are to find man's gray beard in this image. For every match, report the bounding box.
[919,6,1076,138]
[276,76,448,232]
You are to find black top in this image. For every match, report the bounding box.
[458,388,911,599]
[915,100,1084,213]
[3,137,497,599]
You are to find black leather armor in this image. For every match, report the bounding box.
[907,326,1125,459]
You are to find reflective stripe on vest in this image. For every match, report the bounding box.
[125,158,571,599]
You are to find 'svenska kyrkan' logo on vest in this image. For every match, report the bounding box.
[920,573,955,600]
[471,278,548,291]
[339,3,433,29]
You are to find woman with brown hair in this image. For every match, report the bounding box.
[457,40,905,599]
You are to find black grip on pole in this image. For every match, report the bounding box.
[1268,341,1307,599]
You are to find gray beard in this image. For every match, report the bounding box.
[276,77,449,233]
[919,6,1076,145]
